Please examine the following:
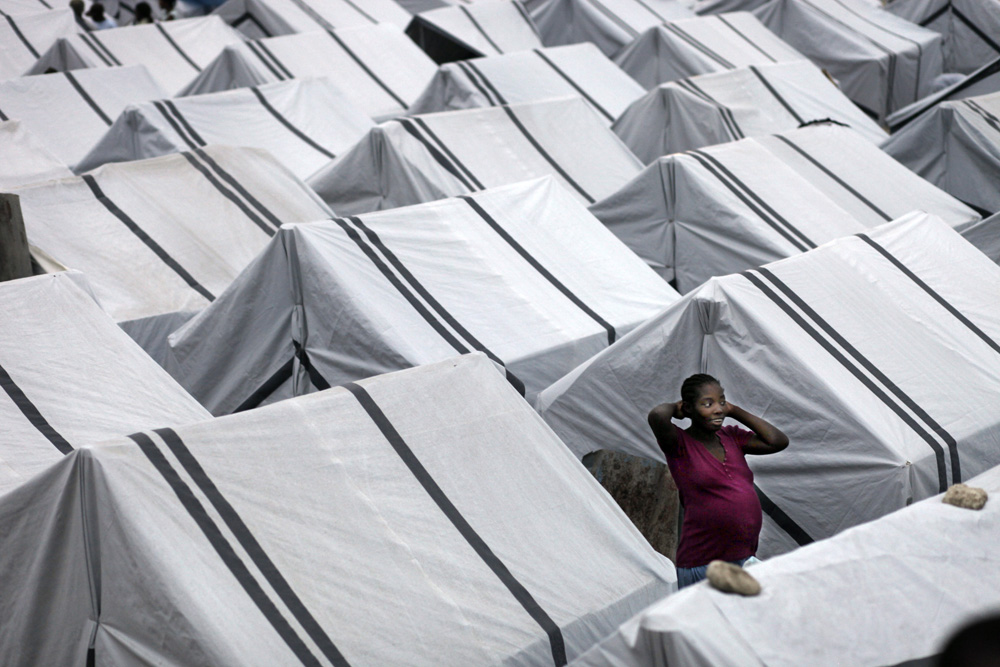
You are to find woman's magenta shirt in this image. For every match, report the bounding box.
[665,424,762,568]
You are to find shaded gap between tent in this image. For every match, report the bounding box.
[343,381,567,666]
[0,362,73,454]
[233,12,273,38]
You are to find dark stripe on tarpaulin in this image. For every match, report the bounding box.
[686,150,813,252]
[82,174,215,302]
[397,118,479,191]
[326,29,407,108]
[755,484,813,546]
[292,0,376,26]
[234,355,295,412]
[533,49,614,122]
[36,0,53,8]
[5,15,38,58]
[0,362,73,455]
[180,151,277,237]
[631,0,669,22]
[512,0,541,39]
[344,215,525,394]
[126,432,330,667]
[771,134,892,221]
[952,6,1000,55]
[677,78,743,140]
[152,100,203,150]
[79,31,119,66]
[857,233,1000,358]
[413,117,484,189]
[63,71,112,126]
[249,86,335,159]
[749,65,804,124]
[163,100,207,146]
[744,269,952,490]
[461,195,617,344]
[459,5,503,54]
[918,1,949,27]
[233,12,273,38]
[583,0,637,37]
[343,382,565,666]
[0,106,7,121]
[247,40,290,80]
[501,104,595,204]
[456,61,504,106]
[192,147,285,231]
[293,340,331,391]
[964,99,1000,134]
[662,22,734,69]
[716,14,777,63]
[463,60,509,105]
[155,22,201,71]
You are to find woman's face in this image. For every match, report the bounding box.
[687,382,726,431]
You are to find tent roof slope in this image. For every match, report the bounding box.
[0,120,73,190]
[884,0,1000,73]
[528,0,696,57]
[0,65,168,171]
[0,8,79,80]
[0,353,674,665]
[0,272,209,496]
[25,16,247,95]
[167,177,679,414]
[612,59,887,162]
[308,96,644,214]
[887,56,1000,132]
[589,123,979,291]
[75,77,374,180]
[573,461,1000,667]
[405,0,542,62]
[407,42,645,124]
[537,213,1000,554]
[754,0,944,121]
[14,145,332,326]
[882,90,1000,217]
[613,12,807,89]
[179,25,437,121]
[212,0,412,38]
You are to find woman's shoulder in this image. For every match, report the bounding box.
[719,424,754,447]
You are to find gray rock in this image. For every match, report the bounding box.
[942,484,988,510]
[707,560,761,596]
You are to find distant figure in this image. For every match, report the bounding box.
[68,0,85,19]
[85,2,118,29]
[133,1,153,23]
[158,0,177,20]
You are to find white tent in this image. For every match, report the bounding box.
[76,77,374,180]
[179,25,438,121]
[25,16,247,95]
[612,60,886,163]
[405,0,542,63]
[12,146,332,361]
[0,272,210,496]
[0,0,62,14]
[537,213,1000,556]
[212,0,411,39]
[527,0,696,57]
[308,97,644,213]
[589,124,979,291]
[0,120,72,190]
[884,0,1000,74]
[612,13,806,88]
[0,8,79,80]
[882,91,1000,216]
[573,462,1000,667]
[0,353,675,665]
[0,66,167,171]
[166,177,679,414]
[754,0,944,121]
[887,56,1000,131]
[408,43,645,124]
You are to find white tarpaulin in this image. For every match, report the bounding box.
[405,0,542,62]
[0,120,72,190]
[0,7,79,80]
[407,43,645,124]
[76,77,374,180]
[25,16,247,95]
[0,0,61,14]
[613,13,806,88]
[179,25,437,121]
[212,0,411,38]
[589,124,979,290]
[0,272,209,496]
[166,178,679,414]
[12,146,332,360]
[572,462,1000,667]
[882,91,1000,216]
[308,97,644,213]
[0,353,675,665]
[528,0,696,57]
[0,66,167,171]
[754,0,944,121]
[884,0,1000,74]
[887,57,1000,131]
[537,214,1000,556]
[961,211,1000,263]
[612,60,886,163]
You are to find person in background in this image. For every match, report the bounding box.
[85,2,118,29]
[69,0,86,20]
[158,0,177,20]
[648,373,789,588]
[133,1,154,23]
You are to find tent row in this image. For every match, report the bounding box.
[0,7,79,80]
[405,0,543,63]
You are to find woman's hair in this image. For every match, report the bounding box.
[680,373,721,410]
